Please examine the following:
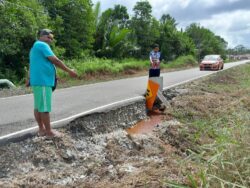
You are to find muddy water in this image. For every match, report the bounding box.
[126,111,164,134]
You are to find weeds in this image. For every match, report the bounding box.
[56,56,197,81]
[57,58,147,78]
[165,64,250,188]
[165,55,197,69]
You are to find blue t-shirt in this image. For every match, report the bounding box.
[29,41,56,86]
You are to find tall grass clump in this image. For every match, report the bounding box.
[163,55,197,69]
[56,55,198,80]
[57,58,148,79]
[182,115,250,188]
[165,64,250,188]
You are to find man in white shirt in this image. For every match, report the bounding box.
[149,44,161,77]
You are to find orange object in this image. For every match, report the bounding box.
[145,79,159,110]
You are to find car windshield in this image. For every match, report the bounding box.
[203,55,219,61]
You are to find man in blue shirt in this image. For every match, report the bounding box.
[149,44,161,77]
[28,29,78,137]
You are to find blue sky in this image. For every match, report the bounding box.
[92,0,250,48]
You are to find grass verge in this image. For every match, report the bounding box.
[58,55,197,80]
[164,63,250,187]
[0,55,197,98]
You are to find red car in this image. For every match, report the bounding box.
[200,55,224,71]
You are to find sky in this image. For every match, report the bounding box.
[92,0,250,49]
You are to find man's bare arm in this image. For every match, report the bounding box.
[48,56,78,78]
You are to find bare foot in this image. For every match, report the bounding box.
[38,129,46,137]
[45,130,63,138]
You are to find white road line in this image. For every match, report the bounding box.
[1,61,247,101]
[51,96,144,124]
[0,127,37,140]
[0,73,214,140]
[0,96,144,140]
[163,71,215,90]
[1,61,248,140]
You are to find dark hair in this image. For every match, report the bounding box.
[153,44,159,48]
[37,29,53,37]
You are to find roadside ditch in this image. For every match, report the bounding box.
[0,86,194,188]
[1,64,250,187]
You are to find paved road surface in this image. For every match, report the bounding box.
[0,60,248,136]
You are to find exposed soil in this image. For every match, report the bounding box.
[0,92,198,188]
[1,65,249,187]
[0,119,193,188]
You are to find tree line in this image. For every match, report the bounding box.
[0,0,240,82]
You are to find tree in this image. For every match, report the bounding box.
[93,1,101,28]
[40,0,95,58]
[111,5,129,28]
[131,0,155,57]
[94,4,134,58]
[157,14,195,61]
[186,23,227,60]
[0,0,48,82]
[234,45,246,55]
[100,26,132,58]
[160,14,177,27]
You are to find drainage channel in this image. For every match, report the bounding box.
[126,110,165,135]
[67,97,147,136]
[0,89,180,187]
[0,87,180,146]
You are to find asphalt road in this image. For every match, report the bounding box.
[0,60,248,137]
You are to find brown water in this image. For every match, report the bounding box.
[126,111,164,134]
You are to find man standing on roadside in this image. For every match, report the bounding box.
[28,29,78,137]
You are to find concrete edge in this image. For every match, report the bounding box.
[0,96,145,146]
[1,61,249,146]
[0,68,232,146]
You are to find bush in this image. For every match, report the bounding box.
[57,58,149,78]
[164,55,197,69]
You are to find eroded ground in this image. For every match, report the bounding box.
[1,117,195,188]
[1,64,250,188]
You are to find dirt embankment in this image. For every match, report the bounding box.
[0,87,194,188]
[1,64,250,188]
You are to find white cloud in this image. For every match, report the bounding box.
[228,0,241,2]
[148,0,191,10]
[198,10,250,48]
[92,0,250,48]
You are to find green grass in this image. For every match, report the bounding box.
[163,55,197,69]
[165,64,250,188]
[57,55,197,80]
[57,58,148,78]
[0,55,198,98]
